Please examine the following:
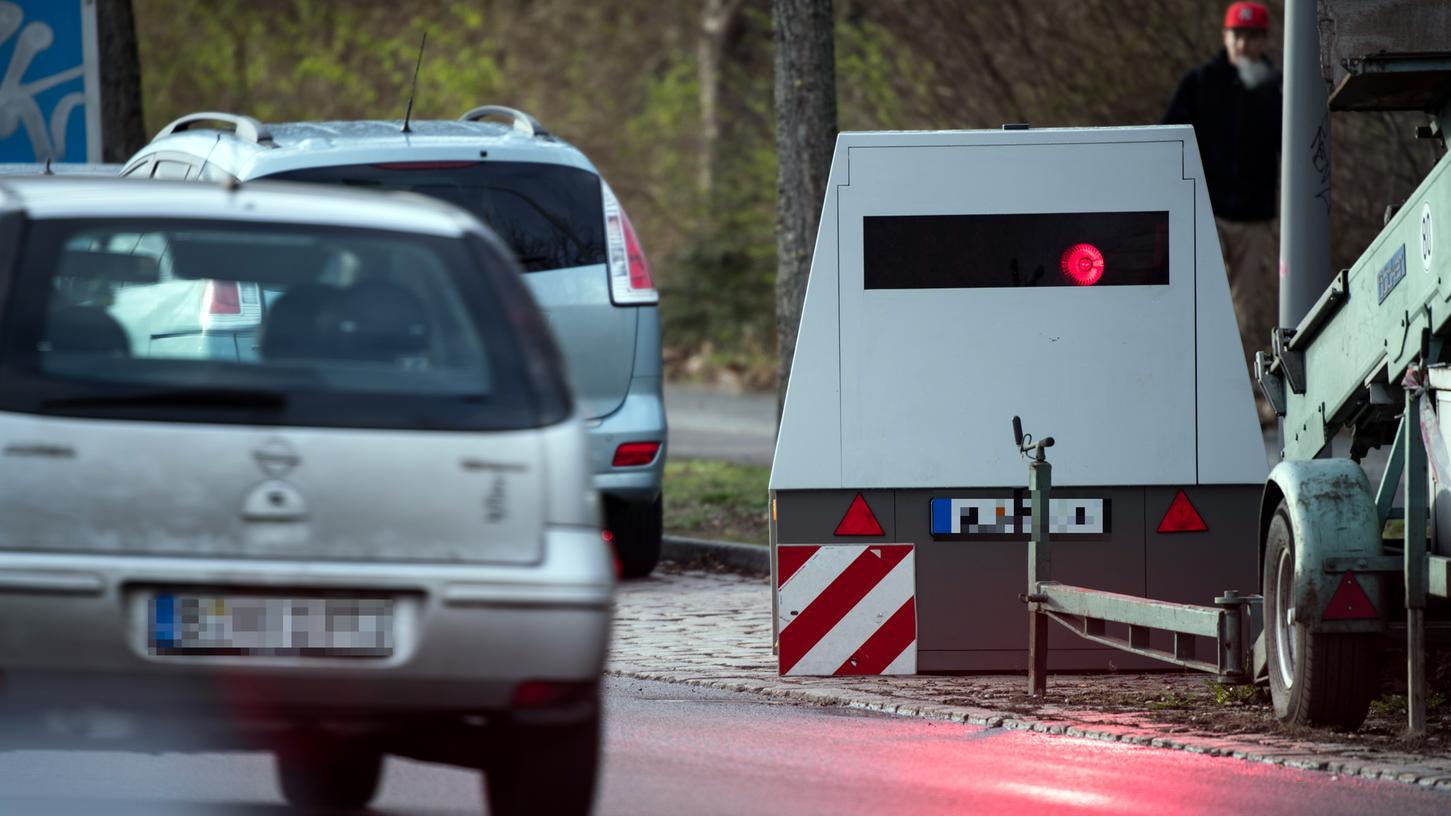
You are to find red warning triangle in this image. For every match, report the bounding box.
[1323,572,1378,620]
[835,493,884,536]
[1157,489,1208,533]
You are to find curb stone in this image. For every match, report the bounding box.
[661,534,769,576]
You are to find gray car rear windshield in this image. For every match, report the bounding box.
[0,218,571,431]
[269,162,607,273]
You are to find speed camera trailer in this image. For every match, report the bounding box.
[769,125,1268,676]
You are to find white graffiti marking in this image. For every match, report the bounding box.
[0,2,85,161]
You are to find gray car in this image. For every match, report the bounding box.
[0,177,612,815]
[122,107,667,577]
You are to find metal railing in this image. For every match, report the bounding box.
[1012,417,1262,695]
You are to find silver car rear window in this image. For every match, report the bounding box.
[268,162,606,273]
[0,219,571,431]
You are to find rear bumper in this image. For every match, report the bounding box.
[0,527,612,747]
[588,373,666,504]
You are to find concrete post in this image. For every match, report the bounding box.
[1279,0,1334,330]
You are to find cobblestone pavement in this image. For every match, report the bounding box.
[609,567,1451,791]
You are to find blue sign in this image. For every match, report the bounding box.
[0,0,99,162]
[1377,245,1407,305]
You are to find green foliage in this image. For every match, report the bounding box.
[1203,680,1266,706]
[130,0,1442,386]
[836,19,937,131]
[664,234,774,356]
[1371,691,1449,716]
[136,1,505,126]
[1146,690,1196,710]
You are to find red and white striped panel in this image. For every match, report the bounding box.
[776,544,916,676]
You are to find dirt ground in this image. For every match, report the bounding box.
[938,658,1451,759]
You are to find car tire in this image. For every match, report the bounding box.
[275,735,383,812]
[608,495,662,579]
[1263,502,1379,729]
[484,708,601,816]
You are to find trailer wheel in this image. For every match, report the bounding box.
[1263,502,1378,729]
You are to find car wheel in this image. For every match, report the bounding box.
[275,734,383,812]
[484,708,601,816]
[1262,502,1379,729]
[608,495,662,578]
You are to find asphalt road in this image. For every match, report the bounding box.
[664,384,775,466]
[1,677,1447,815]
[665,383,1399,488]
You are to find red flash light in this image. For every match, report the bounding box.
[1060,243,1105,286]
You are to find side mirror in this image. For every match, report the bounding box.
[1012,415,1024,448]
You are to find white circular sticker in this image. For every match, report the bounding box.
[1421,201,1435,273]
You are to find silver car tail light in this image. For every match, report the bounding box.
[602,183,658,306]
[200,279,263,330]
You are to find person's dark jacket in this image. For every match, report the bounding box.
[1164,49,1282,222]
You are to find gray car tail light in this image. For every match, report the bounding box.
[201,279,263,330]
[602,183,657,306]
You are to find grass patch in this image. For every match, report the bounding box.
[1145,690,1196,711]
[664,458,770,545]
[1371,691,1449,717]
[1203,680,1266,706]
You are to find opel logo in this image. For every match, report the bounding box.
[253,438,301,478]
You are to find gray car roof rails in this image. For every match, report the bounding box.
[458,106,551,139]
[152,112,275,146]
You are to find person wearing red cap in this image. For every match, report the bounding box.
[1165,2,1281,425]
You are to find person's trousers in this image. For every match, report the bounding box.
[1216,216,1278,422]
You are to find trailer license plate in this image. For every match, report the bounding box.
[930,495,1110,539]
[150,594,394,657]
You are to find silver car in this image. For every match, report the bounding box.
[122,108,667,577]
[0,177,612,815]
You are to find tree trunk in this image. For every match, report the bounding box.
[772,0,836,423]
[97,0,145,162]
[698,0,744,210]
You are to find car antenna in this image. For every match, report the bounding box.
[401,31,427,134]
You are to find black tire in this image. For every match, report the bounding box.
[608,495,662,579]
[484,709,601,816]
[275,735,383,812]
[1263,502,1379,729]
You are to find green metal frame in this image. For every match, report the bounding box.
[1034,583,1254,681]
[1255,113,1451,732]
[1018,419,1259,693]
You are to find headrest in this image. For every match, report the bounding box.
[168,234,328,285]
[57,249,160,284]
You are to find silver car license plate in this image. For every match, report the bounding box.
[149,594,394,657]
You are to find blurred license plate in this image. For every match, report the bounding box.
[150,594,394,657]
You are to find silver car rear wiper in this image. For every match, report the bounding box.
[41,387,288,411]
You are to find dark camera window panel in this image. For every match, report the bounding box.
[863,211,1170,290]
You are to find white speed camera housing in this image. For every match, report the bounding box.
[768,126,1267,674]
[773,126,1264,490]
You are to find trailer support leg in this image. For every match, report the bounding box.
[1405,390,1429,735]
[1214,590,1247,682]
[1028,608,1049,696]
[1027,458,1051,696]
